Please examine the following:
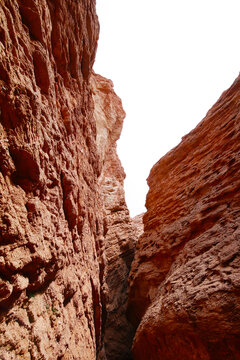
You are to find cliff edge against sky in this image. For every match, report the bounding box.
[128,75,240,360]
[0,1,138,359]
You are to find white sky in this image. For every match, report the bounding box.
[94,0,240,217]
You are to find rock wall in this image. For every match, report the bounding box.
[91,74,142,360]
[0,1,136,359]
[128,75,240,359]
[4,1,238,359]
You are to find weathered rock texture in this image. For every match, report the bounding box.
[0,1,135,359]
[91,74,142,360]
[128,75,240,359]
[131,214,144,240]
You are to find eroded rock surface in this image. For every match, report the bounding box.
[0,1,134,359]
[131,214,144,240]
[91,74,143,360]
[128,75,240,359]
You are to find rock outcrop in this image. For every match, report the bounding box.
[128,75,240,359]
[0,1,136,359]
[91,74,142,360]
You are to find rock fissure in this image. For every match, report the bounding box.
[0,1,239,359]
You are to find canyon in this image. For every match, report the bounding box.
[0,0,239,360]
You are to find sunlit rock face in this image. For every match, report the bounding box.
[0,1,136,359]
[128,75,240,360]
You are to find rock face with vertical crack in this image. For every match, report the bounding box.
[128,75,240,360]
[0,1,137,359]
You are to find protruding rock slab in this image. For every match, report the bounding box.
[128,75,240,359]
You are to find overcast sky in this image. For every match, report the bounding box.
[94,0,240,217]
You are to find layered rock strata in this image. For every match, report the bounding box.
[0,1,135,359]
[128,75,240,359]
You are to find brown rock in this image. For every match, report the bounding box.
[0,1,133,359]
[132,213,144,239]
[0,280,13,302]
[0,1,102,359]
[91,74,143,359]
[12,274,29,292]
[128,75,240,359]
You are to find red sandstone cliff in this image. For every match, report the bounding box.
[128,75,240,359]
[0,1,137,359]
[2,1,238,359]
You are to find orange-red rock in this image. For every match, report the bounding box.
[0,1,134,359]
[91,74,143,359]
[128,75,240,359]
